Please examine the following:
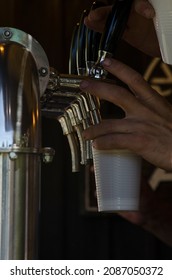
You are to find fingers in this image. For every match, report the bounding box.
[102,58,155,101]
[84,5,112,33]
[101,58,172,121]
[80,59,152,107]
[90,131,145,152]
[80,57,172,124]
[85,128,172,170]
[80,77,141,115]
[83,119,134,152]
[83,117,172,171]
[82,118,155,152]
[84,1,155,33]
[134,0,155,18]
[83,118,152,140]
[80,59,169,122]
[84,0,159,57]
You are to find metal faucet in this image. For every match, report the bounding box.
[41,0,133,172]
[41,68,93,167]
[58,112,80,172]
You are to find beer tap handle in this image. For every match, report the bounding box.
[76,9,89,75]
[99,0,133,57]
[85,1,105,66]
[85,29,101,67]
[91,0,133,79]
[69,23,79,75]
[85,2,105,124]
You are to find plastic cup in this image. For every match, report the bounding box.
[92,148,142,212]
[149,0,172,65]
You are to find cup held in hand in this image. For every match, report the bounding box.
[92,148,141,212]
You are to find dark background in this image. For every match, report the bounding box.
[1,0,172,259]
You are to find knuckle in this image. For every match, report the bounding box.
[131,72,143,86]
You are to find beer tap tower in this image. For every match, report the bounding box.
[0,0,133,259]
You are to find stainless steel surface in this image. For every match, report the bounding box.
[42,147,55,163]
[0,43,41,149]
[0,27,50,259]
[0,153,40,259]
[42,69,100,126]
[0,27,49,95]
[58,113,80,172]
[0,14,122,258]
[41,64,103,165]
[66,106,87,165]
[90,50,111,79]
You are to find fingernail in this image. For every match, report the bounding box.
[82,130,90,141]
[80,80,90,89]
[92,140,97,148]
[103,58,112,67]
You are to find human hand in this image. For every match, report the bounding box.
[80,57,172,171]
[85,0,160,57]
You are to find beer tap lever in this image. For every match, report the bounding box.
[77,9,89,75]
[69,23,79,75]
[85,1,104,75]
[92,0,133,79]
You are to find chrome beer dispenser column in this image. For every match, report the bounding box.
[0,27,52,259]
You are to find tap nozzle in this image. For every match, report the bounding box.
[71,99,93,161]
[58,112,80,172]
[66,106,87,165]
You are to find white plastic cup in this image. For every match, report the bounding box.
[149,0,172,65]
[92,148,142,212]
